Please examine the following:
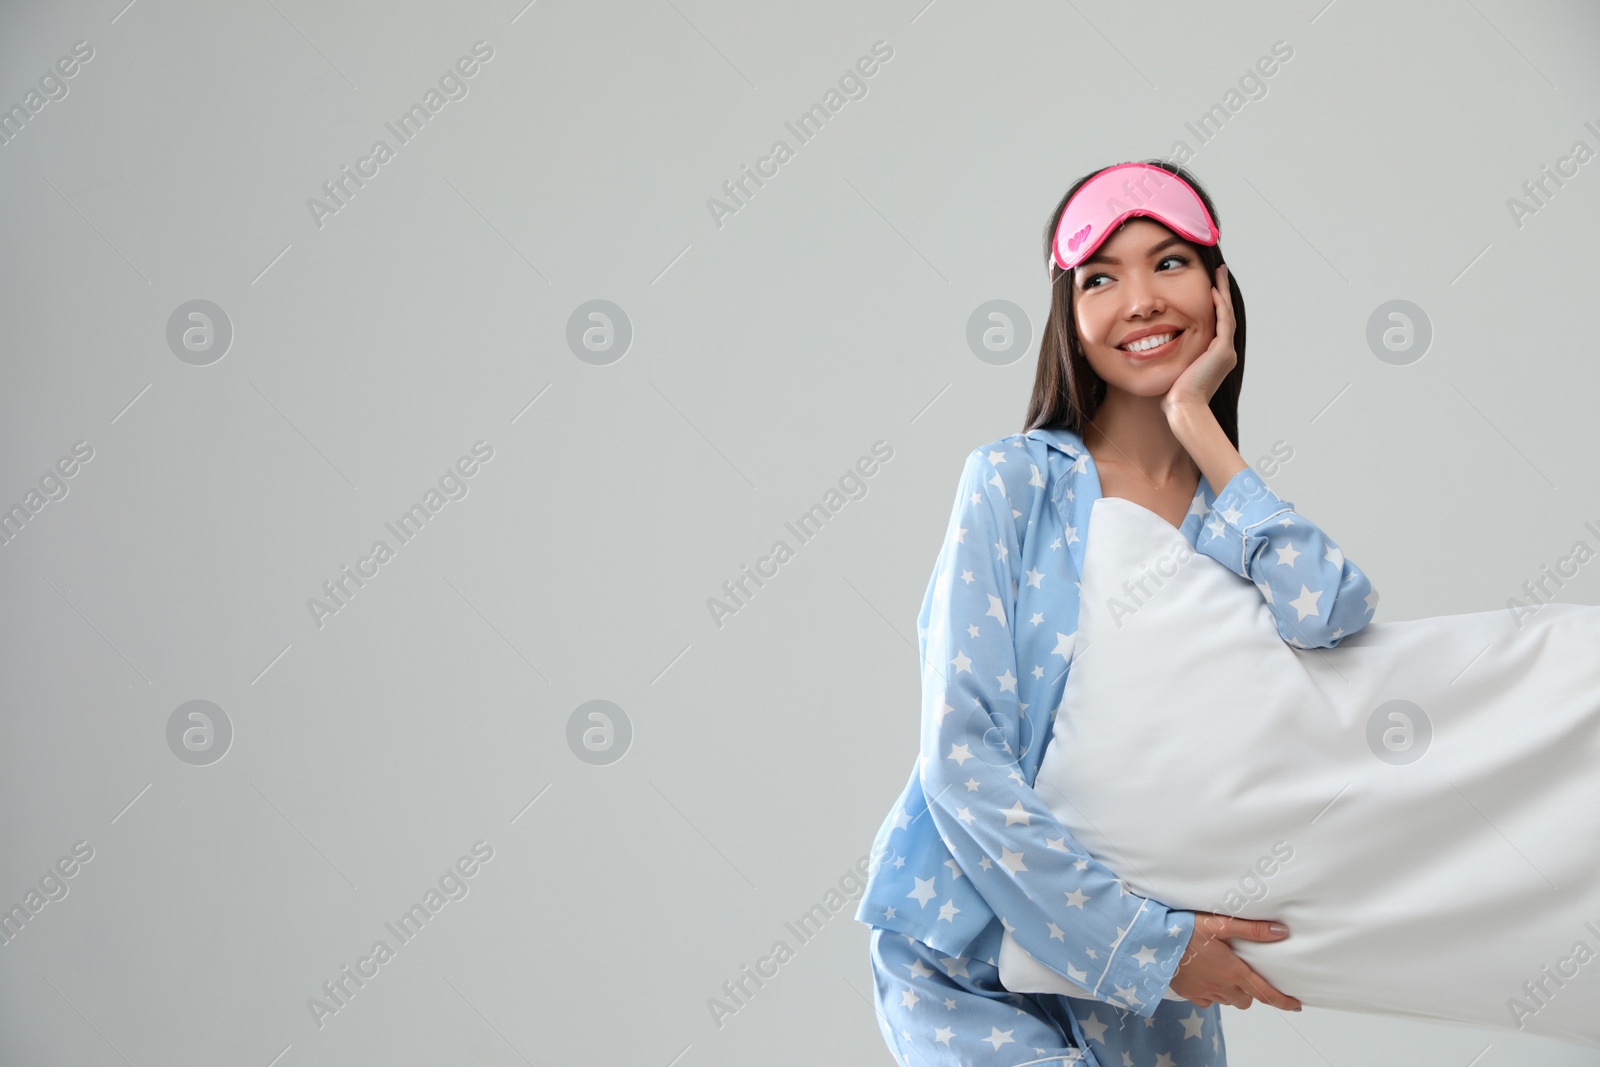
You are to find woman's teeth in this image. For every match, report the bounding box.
[1122,331,1177,353]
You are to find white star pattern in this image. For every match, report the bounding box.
[986,593,1008,627]
[1288,584,1323,620]
[982,1026,1016,1051]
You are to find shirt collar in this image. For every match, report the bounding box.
[1026,424,1215,497]
[1025,426,1091,528]
[1024,425,1087,463]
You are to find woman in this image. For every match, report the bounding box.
[854,160,1376,1065]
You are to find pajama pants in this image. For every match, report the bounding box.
[868,925,1228,1067]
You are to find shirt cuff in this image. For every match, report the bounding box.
[1196,465,1292,579]
[1107,903,1196,1016]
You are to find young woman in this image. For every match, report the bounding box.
[853,160,1377,1065]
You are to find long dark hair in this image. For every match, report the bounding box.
[1022,159,1244,450]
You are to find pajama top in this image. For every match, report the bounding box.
[853,424,1378,1015]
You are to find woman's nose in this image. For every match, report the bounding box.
[1123,287,1164,318]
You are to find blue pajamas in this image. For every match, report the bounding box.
[870,924,1226,1067]
[854,426,1375,1063]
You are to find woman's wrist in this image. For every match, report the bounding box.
[1167,401,1249,499]
[1163,398,1210,433]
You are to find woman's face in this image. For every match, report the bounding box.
[1069,217,1217,398]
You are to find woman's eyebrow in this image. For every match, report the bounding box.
[1078,234,1188,268]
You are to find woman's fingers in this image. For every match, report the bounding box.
[1196,976,1302,1013]
[1237,965,1302,1012]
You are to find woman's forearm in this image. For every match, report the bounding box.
[1166,400,1248,499]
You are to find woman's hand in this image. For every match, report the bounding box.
[1167,911,1303,1012]
[1162,264,1236,418]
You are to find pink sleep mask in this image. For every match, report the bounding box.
[1051,162,1220,272]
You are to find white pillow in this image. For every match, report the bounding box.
[999,494,1600,1046]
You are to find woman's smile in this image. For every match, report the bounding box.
[1120,328,1185,362]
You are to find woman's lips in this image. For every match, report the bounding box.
[1120,330,1182,360]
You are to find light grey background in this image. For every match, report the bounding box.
[3,1,1599,1064]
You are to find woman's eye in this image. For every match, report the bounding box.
[1081,255,1189,291]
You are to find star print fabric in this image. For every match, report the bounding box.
[1192,456,1377,649]
[853,426,1374,1057]
[869,925,1226,1066]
